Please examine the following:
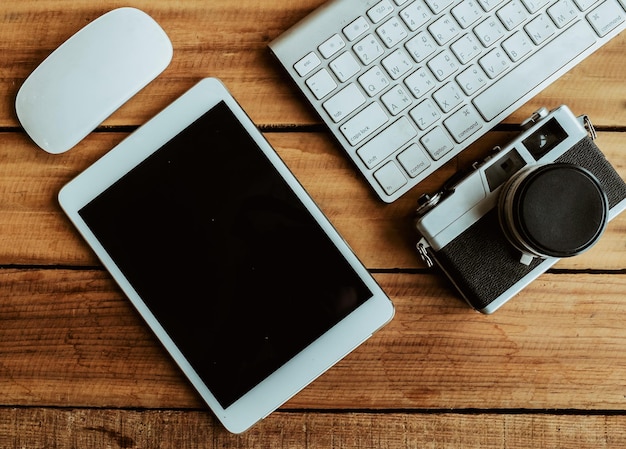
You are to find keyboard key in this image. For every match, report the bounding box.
[397,144,432,177]
[405,32,437,62]
[429,14,461,45]
[340,102,389,146]
[377,17,409,48]
[400,0,431,31]
[343,16,371,41]
[451,33,482,63]
[381,85,413,115]
[358,66,391,96]
[479,48,510,79]
[357,117,417,168]
[428,50,459,81]
[420,126,454,159]
[525,14,556,44]
[497,0,529,30]
[475,18,507,47]
[319,34,346,58]
[374,161,407,195]
[547,0,578,28]
[477,0,506,11]
[323,84,365,122]
[433,82,463,112]
[368,0,395,23]
[502,31,533,61]
[587,0,626,36]
[573,0,599,10]
[306,69,337,100]
[381,48,414,79]
[354,35,385,65]
[521,0,551,13]
[456,65,488,95]
[424,0,454,14]
[452,0,484,28]
[444,104,483,142]
[409,99,441,129]
[473,20,597,121]
[405,67,437,97]
[294,52,321,77]
[330,52,361,82]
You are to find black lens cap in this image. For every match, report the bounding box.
[512,163,609,258]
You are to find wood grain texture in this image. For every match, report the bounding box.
[2,0,626,446]
[0,130,625,269]
[1,408,626,449]
[1,269,626,411]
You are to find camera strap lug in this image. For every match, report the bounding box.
[579,114,597,140]
[417,238,434,268]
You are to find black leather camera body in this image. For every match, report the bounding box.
[415,106,626,313]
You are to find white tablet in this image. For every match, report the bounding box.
[59,78,394,434]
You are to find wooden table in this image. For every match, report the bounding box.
[2,0,626,447]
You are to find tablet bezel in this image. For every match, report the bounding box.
[58,78,394,433]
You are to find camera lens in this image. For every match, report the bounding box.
[499,163,609,261]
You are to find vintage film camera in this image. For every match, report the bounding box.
[415,106,626,314]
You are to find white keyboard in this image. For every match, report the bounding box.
[269,0,626,202]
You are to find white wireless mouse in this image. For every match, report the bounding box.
[15,7,173,154]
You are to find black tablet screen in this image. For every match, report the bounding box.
[79,101,373,408]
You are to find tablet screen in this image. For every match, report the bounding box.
[78,101,373,408]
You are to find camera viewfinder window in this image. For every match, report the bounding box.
[485,149,527,191]
[522,118,569,160]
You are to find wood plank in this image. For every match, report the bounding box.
[1,269,625,410]
[1,129,625,269]
[1,0,626,127]
[1,407,625,448]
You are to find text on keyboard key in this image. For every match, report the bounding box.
[319,34,346,58]
[400,0,431,31]
[410,98,441,129]
[368,0,395,23]
[354,35,385,65]
[587,0,626,37]
[444,104,483,143]
[374,161,408,195]
[343,16,370,41]
[425,0,454,14]
[405,67,437,98]
[452,0,484,28]
[330,52,361,82]
[381,85,413,115]
[382,48,414,79]
[294,52,321,77]
[306,69,337,100]
[405,32,437,62]
[323,84,366,123]
[433,82,463,112]
[547,0,578,28]
[357,117,417,168]
[377,16,409,48]
[397,144,432,177]
[358,66,391,96]
[421,126,454,160]
[340,102,389,146]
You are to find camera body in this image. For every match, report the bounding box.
[415,106,626,314]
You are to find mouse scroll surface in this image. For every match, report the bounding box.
[15,7,173,154]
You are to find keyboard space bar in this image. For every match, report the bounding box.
[473,21,596,121]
